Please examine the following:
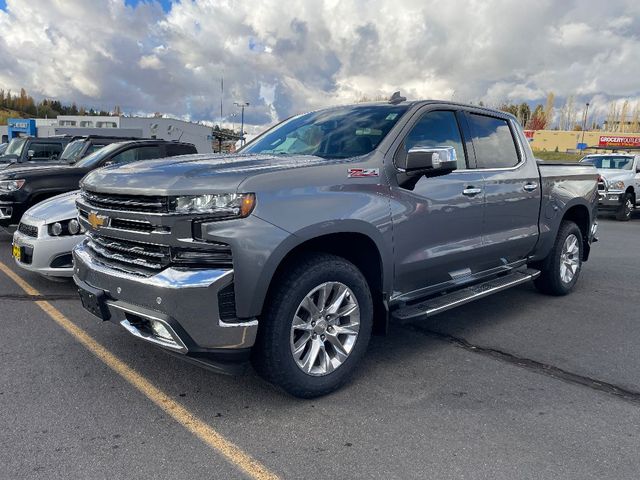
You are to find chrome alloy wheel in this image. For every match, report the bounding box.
[559,233,580,284]
[290,282,360,376]
[624,198,633,218]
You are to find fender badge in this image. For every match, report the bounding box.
[348,168,379,178]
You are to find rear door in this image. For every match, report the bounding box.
[465,112,541,267]
[389,107,486,297]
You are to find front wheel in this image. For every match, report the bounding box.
[534,220,583,296]
[252,253,373,398]
[615,193,634,221]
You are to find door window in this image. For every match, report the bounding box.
[467,114,519,169]
[403,111,467,169]
[110,146,162,164]
[29,143,63,160]
[166,143,197,156]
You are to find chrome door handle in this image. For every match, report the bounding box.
[462,187,482,196]
[523,182,538,192]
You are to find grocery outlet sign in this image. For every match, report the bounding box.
[598,135,640,148]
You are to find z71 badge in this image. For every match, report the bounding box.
[348,168,379,178]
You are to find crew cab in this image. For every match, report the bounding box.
[580,153,639,221]
[72,99,598,398]
[0,136,72,166]
[0,139,197,227]
[59,135,141,164]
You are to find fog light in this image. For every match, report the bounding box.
[150,320,173,341]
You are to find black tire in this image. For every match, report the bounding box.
[534,221,583,296]
[615,193,634,221]
[252,253,373,398]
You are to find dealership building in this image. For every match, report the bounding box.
[1,115,214,153]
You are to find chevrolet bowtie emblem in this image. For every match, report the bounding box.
[88,211,108,229]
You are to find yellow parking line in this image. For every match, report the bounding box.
[0,261,279,480]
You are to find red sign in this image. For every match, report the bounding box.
[598,135,640,148]
[524,130,535,139]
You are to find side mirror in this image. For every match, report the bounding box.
[405,146,458,176]
[27,149,35,158]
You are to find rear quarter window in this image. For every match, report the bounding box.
[467,113,520,169]
[166,144,197,156]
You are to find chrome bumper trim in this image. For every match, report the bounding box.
[119,316,188,353]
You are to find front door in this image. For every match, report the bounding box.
[389,108,486,299]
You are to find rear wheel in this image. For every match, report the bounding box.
[534,221,583,296]
[615,193,634,221]
[252,253,373,398]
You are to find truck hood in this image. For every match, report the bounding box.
[0,155,19,166]
[81,153,331,195]
[0,164,74,179]
[23,190,80,223]
[595,169,631,184]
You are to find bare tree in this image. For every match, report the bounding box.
[544,92,555,129]
[630,101,640,133]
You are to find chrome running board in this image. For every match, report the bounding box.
[392,269,540,322]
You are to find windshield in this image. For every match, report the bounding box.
[242,104,409,159]
[74,142,122,168]
[581,156,634,170]
[61,140,87,162]
[2,138,27,159]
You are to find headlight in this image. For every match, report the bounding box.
[608,180,625,190]
[68,218,81,235]
[170,193,256,218]
[48,218,85,236]
[0,179,25,192]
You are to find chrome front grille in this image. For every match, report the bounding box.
[86,234,171,274]
[84,234,233,276]
[82,191,169,213]
[18,222,38,238]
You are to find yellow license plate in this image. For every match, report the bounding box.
[12,244,21,261]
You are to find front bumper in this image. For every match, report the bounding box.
[597,190,625,211]
[0,201,21,226]
[72,242,258,372]
[13,223,80,277]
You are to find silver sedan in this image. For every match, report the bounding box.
[12,191,84,278]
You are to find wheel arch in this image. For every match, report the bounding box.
[561,203,591,260]
[253,223,391,335]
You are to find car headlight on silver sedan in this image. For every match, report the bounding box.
[608,180,625,190]
[170,193,256,218]
[48,218,85,236]
[0,179,25,192]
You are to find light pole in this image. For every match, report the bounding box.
[234,101,249,146]
[580,102,590,149]
[227,112,238,132]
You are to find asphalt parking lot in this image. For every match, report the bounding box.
[1,218,639,480]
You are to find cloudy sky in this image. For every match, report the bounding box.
[0,0,639,128]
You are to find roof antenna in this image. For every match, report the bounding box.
[388,91,406,105]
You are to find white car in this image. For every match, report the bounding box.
[12,190,84,278]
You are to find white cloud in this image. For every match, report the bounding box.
[0,0,639,127]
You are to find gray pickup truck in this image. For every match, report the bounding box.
[72,99,598,397]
